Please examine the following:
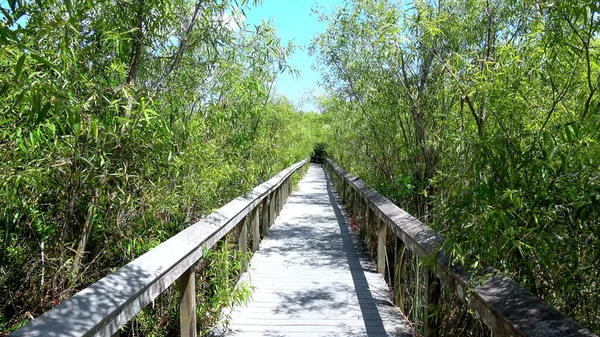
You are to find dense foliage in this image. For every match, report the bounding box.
[0,0,323,333]
[312,0,599,332]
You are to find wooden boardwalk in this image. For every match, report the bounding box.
[218,164,413,337]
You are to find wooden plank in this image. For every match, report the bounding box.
[360,197,366,236]
[251,207,260,252]
[179,267,197,337]
[10,160,307,337]
[275,188,281,216]
[219,164,413,337]
[377,218,387,274]
[269,192,275,226]
[239,218,248,271]
[325,158,597,337]
[394,237,406,310]
[366,207,375,250]
[260,199,269,237]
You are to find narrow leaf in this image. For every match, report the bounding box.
[15,54,26,81]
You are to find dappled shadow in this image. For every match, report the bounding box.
[217,164,412,336]
[10,263,157,337]
[323,168,396,336]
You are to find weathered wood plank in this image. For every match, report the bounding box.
[251,207,260,252]
[377,218,387,274]
[218,164,413,337]
[325,158,597,337]
[239,218,248,271]
[260,199,269,237]
[269,192,275,226]
[179,267,197,337]
[394,237,406,310]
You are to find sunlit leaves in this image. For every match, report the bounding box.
[315,0,600,333]
[0,0,317,333]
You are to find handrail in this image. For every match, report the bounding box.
[11,160,307,337]
[324,158,596,337]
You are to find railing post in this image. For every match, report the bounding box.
[425,270,441,337]
[274,188,279,217]
[394,237,406,310]
[261,198,269,237]
[343,180,348,205]
[350,188,355,214]
[269,192,275,225]
[367,208,375,249]
[377,219,387,274]
[251,207,260,252]
[178,267,197,337]
[239,217,248,271]
[277,186,283,215]
[277,187,281,215]
[360,200,367,237]
[285,179,289,199]
[353,189,358,218]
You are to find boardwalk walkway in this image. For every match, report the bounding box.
[219,164,413,337]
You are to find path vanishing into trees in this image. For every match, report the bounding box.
[219,164,413,337]
[10,160,597,337]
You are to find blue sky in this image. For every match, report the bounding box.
[244,0,344,112]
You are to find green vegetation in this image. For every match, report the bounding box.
[2,0,599,335]
[0,0,324,333]
[312,0,599,333]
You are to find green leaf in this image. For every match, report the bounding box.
[0,85,9,97]
[0,7,13,26]
[8,0,17,11]
[30,53,55,68]
[35,102,51,124]
[64,0,73,15]
[14,54,26,81]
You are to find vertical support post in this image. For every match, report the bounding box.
[394,237,406,310]
[239,218,248,271]
[425,270,441,337]
[343,181,348,205]
[360,200,367,237]
[377,219,387,274]
[274,188,280,216]
[251,207,260,252]
[350,189,356,215]
[285,179,289,200]
[367,208,375,249]
[277,186,282,214]
[280,185,284,213]
[269,192,275,225]
[179,267,197,337]
[261,198,269,237]
[353,190,358,218]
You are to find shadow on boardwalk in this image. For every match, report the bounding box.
[216,164,413,337]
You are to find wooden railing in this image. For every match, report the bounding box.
[11,160,307,337]
[324,158,597,337]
